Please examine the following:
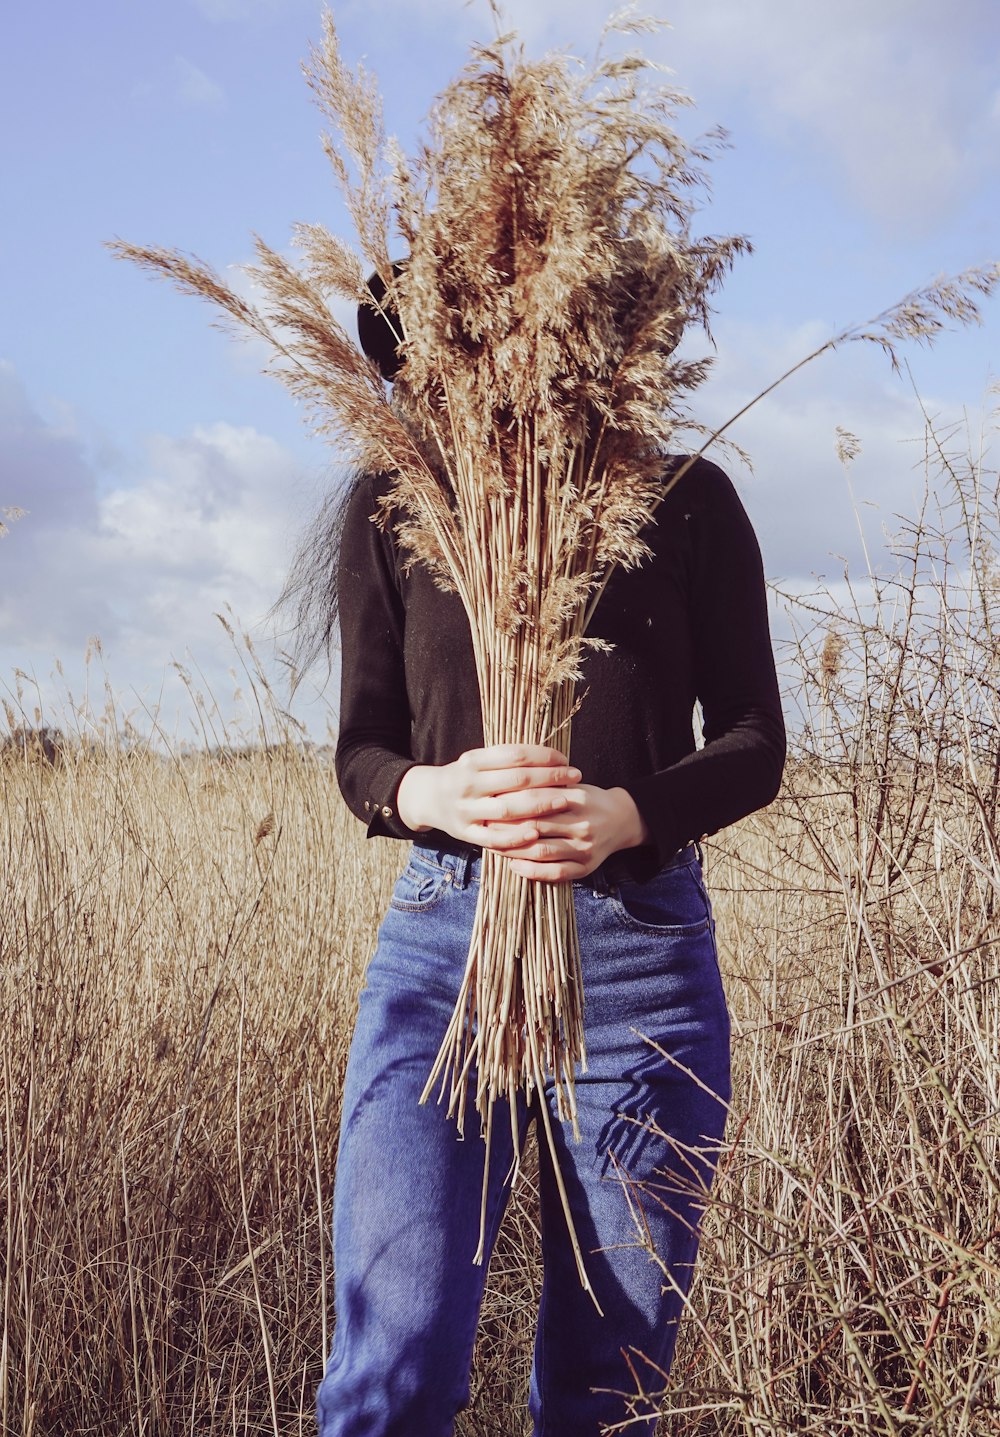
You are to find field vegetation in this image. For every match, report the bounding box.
[2,417,999,1435]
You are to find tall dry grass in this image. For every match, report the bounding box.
[2,411,999,1435]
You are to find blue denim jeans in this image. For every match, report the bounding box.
[316,842,731,1437]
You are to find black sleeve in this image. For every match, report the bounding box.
[621,459,786,871]
[334,473,425,841]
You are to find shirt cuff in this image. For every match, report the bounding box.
[359,757,426,841]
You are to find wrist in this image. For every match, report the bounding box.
[396,765,436,832]
[610,787,651,850]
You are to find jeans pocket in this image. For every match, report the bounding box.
[388,853,453,912]
[609,863,712,937]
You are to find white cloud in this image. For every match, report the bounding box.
[337,0,1000,232]
[652,1,997,232]
[101,424,291,591]
[173,56,226,110]
[0,362,328,740]
[641,0,1000,230]
[127,55,227,111]
[673,310,968,585]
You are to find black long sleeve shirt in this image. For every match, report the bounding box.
[334,456,786,883]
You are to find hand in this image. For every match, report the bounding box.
[500,784,651,883]
[395,744,583,851]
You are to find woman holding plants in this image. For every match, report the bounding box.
[310,276,786,1435]
[104,9,997,1433]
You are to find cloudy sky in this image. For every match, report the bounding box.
[2,0,998,745]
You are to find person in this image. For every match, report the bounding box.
[309,284,786,1437]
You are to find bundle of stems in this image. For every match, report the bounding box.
[106,4,999,1294]
[417,431,611,1281]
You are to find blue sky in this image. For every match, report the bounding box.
[2,0,999,744]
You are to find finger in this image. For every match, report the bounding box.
[465,744,571,770]
[470,819,540,851]
[477,788,579,823]
[498,835,592,863]
[531,815,590,840]
[471,765,581,797]
[503,854,592,883]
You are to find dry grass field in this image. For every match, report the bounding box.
[2,435,999,1436]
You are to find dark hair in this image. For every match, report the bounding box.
[357,265,405,381]
[269,465,366,694]
[271,271,407,693]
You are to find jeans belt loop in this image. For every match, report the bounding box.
[591,862,613,898]
[452,846,471,889]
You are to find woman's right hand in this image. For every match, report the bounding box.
[395,745,582,851]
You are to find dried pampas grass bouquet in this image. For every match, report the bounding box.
[107,2,750,1294]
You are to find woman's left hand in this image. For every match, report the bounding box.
[488,782,650,882]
